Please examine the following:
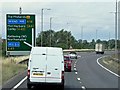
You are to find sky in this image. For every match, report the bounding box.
[1,0,120,41]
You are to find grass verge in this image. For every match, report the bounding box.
[99,55,120,75]
[2,55,28,85]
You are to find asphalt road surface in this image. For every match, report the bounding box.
[2,51,120,90]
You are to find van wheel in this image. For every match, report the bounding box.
[27,84,32,89]
[59,84,64,90]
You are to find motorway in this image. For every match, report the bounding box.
[2,51,120,90]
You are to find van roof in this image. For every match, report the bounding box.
[31,47,63,55]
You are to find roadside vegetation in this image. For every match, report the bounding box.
[2,55,28,85]
[36,29,120,50]
[99,54,120,75]
[0,50,2,86]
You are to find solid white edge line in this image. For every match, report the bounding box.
[97,56,120,77]
[11,76,27,90]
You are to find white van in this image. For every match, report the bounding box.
[27,47,64,89]
[95,43,105,54]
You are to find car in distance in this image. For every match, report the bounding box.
[69,51,77,59]
[64,55,72,72]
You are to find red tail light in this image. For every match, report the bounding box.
[62,71,64,79]
[28,70,30,78]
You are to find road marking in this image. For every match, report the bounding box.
[77,78,80,81]
[74,65,76,68]
[11,76,27,90]
[75,72,78,75]
[74,68,76,71]
[80,82,82,83]
[81,86,86,90]
[74,63,76,66]
[97,56,120,77]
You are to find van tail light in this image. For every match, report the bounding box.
[28,70,30,78]
[62,71,64,79]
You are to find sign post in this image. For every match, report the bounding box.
[6,14,35,55]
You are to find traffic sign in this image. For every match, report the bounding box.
[6,14,35,55]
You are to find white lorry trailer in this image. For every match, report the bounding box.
[27,47,64,89]
[95,43,105,54]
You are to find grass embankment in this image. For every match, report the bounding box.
[99,54,120,75]
[0,50,2,86]
[2,55,29,85]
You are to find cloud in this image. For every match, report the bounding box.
[1,2,116,41]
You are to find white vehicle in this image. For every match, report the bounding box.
[69,52,77,59]
[27,47,64,89]
[95,43,105,54]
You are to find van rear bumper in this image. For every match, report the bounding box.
[27,78,64,86]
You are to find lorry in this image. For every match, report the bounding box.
[95,43,105,54]
[27,47,64,89]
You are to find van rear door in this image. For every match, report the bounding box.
[30,47,46,83]
[46,48,63,83]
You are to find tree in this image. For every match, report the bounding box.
[89,39,95,49]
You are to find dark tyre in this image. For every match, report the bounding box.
[102,52,104,54]
[27,84,32,89]
[68,67,71,72]
[76,56,77,59]
[60,80,64,90]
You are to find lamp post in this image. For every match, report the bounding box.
[110,0,118,58]
[19,7,22,14]
[96,29,98,43]
[41,8,51,47]
[49,17,52,47]
[81,26,83,43]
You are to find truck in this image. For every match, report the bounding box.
[95,43,105,54]
[27,47,64,89]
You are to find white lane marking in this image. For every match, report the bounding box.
[75,72,78,75]
[74,68,76,71]
[11,76,27,90]
[74,63,76,66]
[81,86,86,90]
[80,82,82,83]
[97,56,120,77]
[74,65,76,68]
[77,78,80,81]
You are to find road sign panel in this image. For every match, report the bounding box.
[6,14,35,55]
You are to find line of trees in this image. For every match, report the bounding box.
[36,29,120,49]
[1,29,120,56]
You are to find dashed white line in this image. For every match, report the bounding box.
[81,86,86,90]
[75,72,78,75]
[74,68,76,71]
[97,56,120,77]
[11,76,27,90]
[74,63,76,65]
[74,65,76,68]
[77,78,80,81]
